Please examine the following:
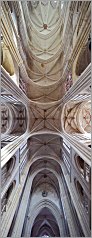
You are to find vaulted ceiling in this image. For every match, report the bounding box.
[16,0,66,161]
[17,2,66,234]
[1,1,91,236]
[18,0,66,104]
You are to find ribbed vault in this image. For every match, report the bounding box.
[1,1,91,237]
[31,207,60,237]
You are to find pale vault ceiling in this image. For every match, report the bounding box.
[1,1,91,237]
[17,1,65,162]
[17,2,65,235]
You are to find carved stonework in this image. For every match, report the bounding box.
[61,101,91,134]
[1,106,9,133]
[43,24,48,29]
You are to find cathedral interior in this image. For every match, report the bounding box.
[1,1,91,237]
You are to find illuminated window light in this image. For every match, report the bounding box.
[61,3,64,9]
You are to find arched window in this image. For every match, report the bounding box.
[1,180,16,216]
[74,179,89,214]
[74,154,90,183]
[75,155,84,177]
[1,156,16,187]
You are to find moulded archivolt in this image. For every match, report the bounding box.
[74,178,90,213]
[74,153,90,183]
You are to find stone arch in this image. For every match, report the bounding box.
[30,167,61,198]
[1,155,16,187]
[76,42,91,77]
[31,207,60,237]
[74,178,90,214]
[1,38,19,85]
[1,180,16,216]
[25,199,63,237]
[21,164,66,237]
